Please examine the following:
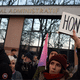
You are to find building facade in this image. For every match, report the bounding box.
[0,0,80,66]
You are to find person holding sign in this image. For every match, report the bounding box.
[68,30,80,80]
[33,30,80,80]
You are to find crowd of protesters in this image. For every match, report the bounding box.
[0,30,80,80]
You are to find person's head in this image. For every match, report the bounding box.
[0,63,12,80]
[24,52,33,63]
[8,55,17,72]
[49,51,58,60]
[33,55,38,61]
[47,54,67,74]
[11,49,17,55]
[25,56,32,63]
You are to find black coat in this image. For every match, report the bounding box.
[68,48,80,80]
[15,59,36,80]
[22,63,36,80]
[0,48,10,64]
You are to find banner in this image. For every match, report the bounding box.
[38,33,48,67]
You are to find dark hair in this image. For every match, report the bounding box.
[11,49,17,52]
[46,50,59,61]
[49,49,59,55]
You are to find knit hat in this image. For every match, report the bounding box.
[48,54,67,70]
[24,52,33,61]
[0,62,12,80]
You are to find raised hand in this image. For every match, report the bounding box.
[71,30,80,48]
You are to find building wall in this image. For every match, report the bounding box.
[4,16,24,55]
[1,6,79,66]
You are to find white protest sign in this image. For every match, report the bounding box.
[58,12,80,37]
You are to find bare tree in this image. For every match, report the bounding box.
[21,18,71,59]
[26,0,78,5]
[2,0,17,5]
[1,0,80,5]
[0,18,8,43]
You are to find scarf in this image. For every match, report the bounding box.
[43,72,64,80]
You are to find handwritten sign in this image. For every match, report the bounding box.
[58,12,80,37]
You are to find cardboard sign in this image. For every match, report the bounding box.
[58,12,80,37]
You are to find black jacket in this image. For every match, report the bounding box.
[16,59,36,80]
[68,48,80,80]
[21,62,36,80]
[0,48,10,64]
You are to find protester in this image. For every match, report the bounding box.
[33,30,80,80]
[33,55,39,67]
[16,51,36,80]
[38,54,69,80]
[49,51,59,59]
[33,50,59,79]
[8,55,23,80]
[11,49,17,58]
[22,52,36,80]
[0,48,12,79]
[68,30,80,79]
[24,52,33,63]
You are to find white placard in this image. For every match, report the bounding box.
[58,12,80,37]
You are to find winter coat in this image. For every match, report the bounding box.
[18,62,36,80]
[32,66,45,79]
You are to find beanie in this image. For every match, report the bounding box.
[24,52,33,61]
[48,54,67,70]
[0,62,12,80]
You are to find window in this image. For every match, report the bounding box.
[0,18,9,47]
[18,0,26,5]
[21,18,74,52]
